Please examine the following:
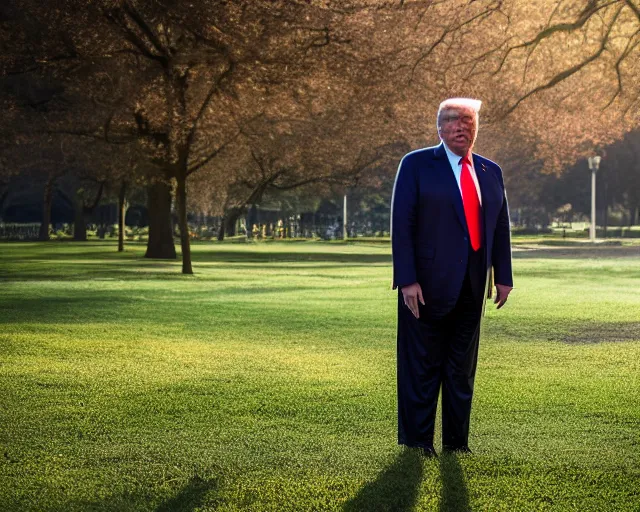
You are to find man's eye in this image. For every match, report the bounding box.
[443,114,473,124]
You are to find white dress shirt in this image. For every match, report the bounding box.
[442,142,482,206]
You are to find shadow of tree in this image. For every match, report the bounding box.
[155,475,219,512]
[0,244,392,282]
[439,453,470,512]
[512,245,639,259]
[343,448,422,512]
[45,475,219,512]
[0,242,392,264]
[483,316,640,344]
[189,249,392,265]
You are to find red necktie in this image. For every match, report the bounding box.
[460,156,482,251]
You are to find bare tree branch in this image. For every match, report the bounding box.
[503,4,624,116]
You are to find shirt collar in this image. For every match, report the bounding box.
[441,141,472,164]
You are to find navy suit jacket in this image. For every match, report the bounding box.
[391,143,513,317]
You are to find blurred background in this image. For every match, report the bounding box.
[2,0,639,270]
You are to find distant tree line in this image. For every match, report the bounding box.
[1,0,639,271]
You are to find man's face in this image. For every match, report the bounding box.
[437,106,478,157]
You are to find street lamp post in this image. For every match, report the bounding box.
[343,194,348,240]
[587,155,601,242]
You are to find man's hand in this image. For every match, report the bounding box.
[494,284,513,309]
[401,282,425,319]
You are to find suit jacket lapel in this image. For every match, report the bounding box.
[473,154,493,261]
[473,154,490,217]
[434,143,467,231]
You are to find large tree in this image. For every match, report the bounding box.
[4,0,640,254]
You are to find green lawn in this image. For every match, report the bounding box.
[0,240,639,511]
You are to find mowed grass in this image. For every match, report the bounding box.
[0,240,638,512]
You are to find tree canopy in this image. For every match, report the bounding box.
[2,0,639,268]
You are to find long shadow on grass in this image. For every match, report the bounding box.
[2,291,640,343]
[0,249,391,282]
[513,245,639,259]
[155,475,219,512]
[483,316,640,343]
[193,250,392,264]
[1,243,392,264]
[0,262,384,282]
[58,476,218,512]
[439,453,470,512]
[0,287,309,325]
[343,448,422,512]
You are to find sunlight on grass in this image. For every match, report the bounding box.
[0,240,638,511]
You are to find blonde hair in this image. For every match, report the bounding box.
[437,98,482,128]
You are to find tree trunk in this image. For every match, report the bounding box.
[73,190,87,241]
[227,215,237,237]
[226,208,244,237]
[299,214,306,237]
[145,181,176,259]
[629,204,638,228]
[39,176,54,241]
[73,183,104,242]
[285,217,292,238]
[217,220,225,241]
[176,174,193,274]
[245,204,257,238]
[602,184,608,237]
[0,185,9,218]
[118,180,127,252]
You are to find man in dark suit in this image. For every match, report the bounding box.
[391,98,513,457]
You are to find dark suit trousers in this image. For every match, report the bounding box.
[397,247,485,449]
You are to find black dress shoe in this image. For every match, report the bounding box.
[421,446,438,458]
[443,445,472,454]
